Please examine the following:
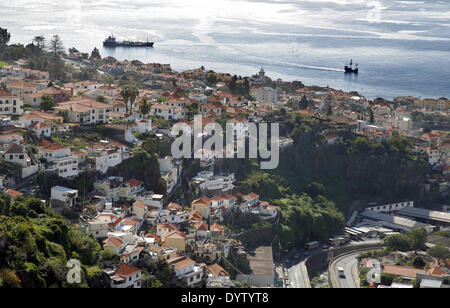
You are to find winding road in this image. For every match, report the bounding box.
[332,252,361,288]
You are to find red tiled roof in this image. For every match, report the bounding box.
[114,263,141,277]
[167,202,182,211]
[207,263,230,277]
[103,237,123,248]
[125,178,143,187]
[134,200,147,209]
[195,221,209,231]
[192,197,211,206]
[5,189,24,199]
[29,121,50,130]
[168,256,195,271]
[2,143,24,154]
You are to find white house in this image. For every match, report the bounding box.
[0,143,31,168]
[46,156,79,178]
[50,186,78,208]
[132,119,152,134]
[109,263,142,289]
[0,90,24,115]
[168,256,204,287]
[132,200,148,219]
[29,121,51,138]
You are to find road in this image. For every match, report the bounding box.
[333,253,360,288]
[285,246,322,288]
[287,261,309,288]
[284,239,381,288]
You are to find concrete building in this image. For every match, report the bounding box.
[251,87,278,105]
[397,207,450,228]
[50,186,78,209]
[108,263,142,288]
[54,99,111,125]
[0,90,24,115]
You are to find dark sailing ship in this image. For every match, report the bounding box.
[344,59,359,74]
[103,35,154,48]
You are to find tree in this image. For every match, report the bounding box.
[408,228,427,254]
[384,234,412,252]
[40,95,56,111]
[120,85,139,115]
[368,107,374,124]
[47,35,65,80]
[428,243,450,261]
[305,182,325,198]
[96,96,106,103]
[90,47,101,60]
[139,98,151,116]
[32,35,46,53]
[325,103,332,116]
[0,27,11,46]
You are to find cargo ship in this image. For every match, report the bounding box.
[103,35,154,48]
[344,59,358,74]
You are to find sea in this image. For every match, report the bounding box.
[1,0,450,100]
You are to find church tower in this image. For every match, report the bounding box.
[259,66,265,83]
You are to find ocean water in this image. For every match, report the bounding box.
[1,0,450,99]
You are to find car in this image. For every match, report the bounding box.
[337,267,345,278]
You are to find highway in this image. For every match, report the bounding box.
[333,253,361,288]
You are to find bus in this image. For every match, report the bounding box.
[305,241,320,250]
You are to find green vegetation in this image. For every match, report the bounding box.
[0,195,101,288]
[428,243,450,261]
[39,95,56,111]
[273,114,429,216]
[274,194,345,249]
[110,147,166,196]
[384,228,427,252]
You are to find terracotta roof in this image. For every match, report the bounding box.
[192,197,211,206]
[133,200,147,209]
[167,202,182,211]
[163,229,186,240]
[382,265,426,278]
[125,178,143,187]
[2,143,24,154]
[114,263,141,277]
[207,263,230,277]
[0,90,15,97]
[145,233,161,243]
[103,237,123,248]
[29,121,50,130]
[168,256,195,271]
[430,267,447,276]
[5,189,24,199]
[195,221,209,231]
[189,210,203,221]
[210,223,224,233]
[41,143,67,152]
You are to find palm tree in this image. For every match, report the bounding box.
[139,98,151,116]
[120,85,139,116]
